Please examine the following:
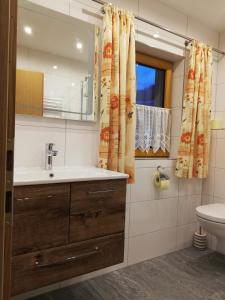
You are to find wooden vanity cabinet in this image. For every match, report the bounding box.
[70,180,126,242]
[11,179,127,296]
[13,184,70,256]
[12,233,124,295]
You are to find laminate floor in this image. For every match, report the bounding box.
[29,248,225,300]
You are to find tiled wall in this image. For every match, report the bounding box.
[201,30,225,251]
[127,159,202,265]
[13,0,219,299]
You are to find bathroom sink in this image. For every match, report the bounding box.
[13,166,129,186]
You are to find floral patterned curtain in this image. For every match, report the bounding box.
[175,41,212,179]
[98,4,136,183]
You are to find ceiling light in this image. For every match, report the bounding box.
[53,65,58,70]
[24,26,32,35]
[71,82,75,86]
[76,42,83,50]
[153,32,160,39]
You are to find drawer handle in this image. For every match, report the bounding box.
[35,246,99,268]
[71,210,102,219]
[88,189,117,194]
[16,197,31,201]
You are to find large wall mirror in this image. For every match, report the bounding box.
[16,0,100,122]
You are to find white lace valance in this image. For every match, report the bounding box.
[135,104,171,153]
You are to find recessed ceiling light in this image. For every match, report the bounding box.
[71,82,75,86]
[53,65,58,70]
[24,26,32,35]
[76,42,83,50]
[153,32,160,39]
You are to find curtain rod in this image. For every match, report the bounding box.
[91,0,225,56]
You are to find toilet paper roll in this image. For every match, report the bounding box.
[160,178,170,190]
[154,172,161,188]
[154,172,170,190]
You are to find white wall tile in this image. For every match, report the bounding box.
[201,194,213,205]
[219,31,225,52]
[125,204,130,239]
[212,60,218,85]
[129,197,178,237]
[187,17,219,48]
[69,0,102,26]
[14,125,65,168]
[15,115,66,129]
[215,83,225,112]
[173,59,185,79]
[130,168,160,202]
[26,0,70,15]
[135,159,175,169]
[213,196,225,205]
[215,139,225,168]
[170,137,179,159]
[214,168,225,199]
[66,119,98,131]
[211,83,217,113]
[178,195,201,226]
[215,128,225,139]
[209,134,217,168]
[126,184,131,203]
[179,178,202,196]
[128,227,177,265]
[217,56,225,85]
[158,197,178,229]
[65,129,98,166]
[139,0,187,35]
[171,76,184,108]
[171,108,182,137]
[129,201,159,237]
[202,168,215,196]
[108,0,139,15]
[176,223,197,250]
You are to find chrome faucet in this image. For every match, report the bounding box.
[45,143,58,170]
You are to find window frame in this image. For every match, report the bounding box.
[135,52,173,158]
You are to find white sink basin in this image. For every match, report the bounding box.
[13,166,129,186]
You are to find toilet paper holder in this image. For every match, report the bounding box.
[156,166,169,179]
[157,165,164,172]
[154,166,170,189]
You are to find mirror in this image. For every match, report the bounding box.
[16,1,100,122]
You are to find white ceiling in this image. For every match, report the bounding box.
[159,0,225,32]
[17,6,95,62]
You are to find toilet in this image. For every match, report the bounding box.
[196,203,225,254]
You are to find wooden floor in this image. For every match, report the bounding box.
[29,248,225,300]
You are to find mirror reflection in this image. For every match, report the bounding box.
[16,3,100,121]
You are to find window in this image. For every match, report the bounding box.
[136,64,165,107]
[135,53,172,158]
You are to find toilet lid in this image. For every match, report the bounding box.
[196,203,225,224]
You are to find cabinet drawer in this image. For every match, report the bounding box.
[11,233,124,296]
[13,184,70,255]
[70,179,126,242]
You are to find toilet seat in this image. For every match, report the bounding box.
[196,203,225,224]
